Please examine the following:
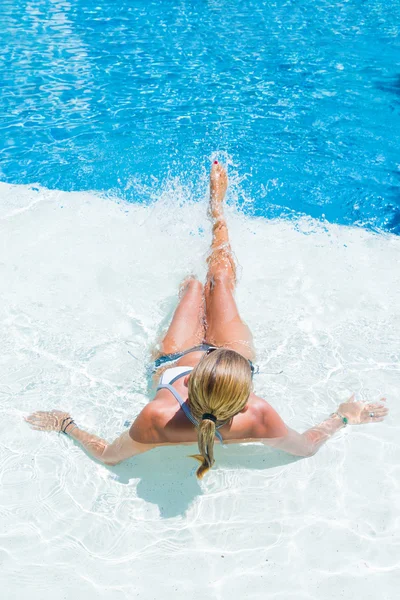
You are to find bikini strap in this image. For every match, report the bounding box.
[171,343,214,358]
[153,343,216,370]
[168,370,193,385]
[157,375,224,443]
[157,383,199,427]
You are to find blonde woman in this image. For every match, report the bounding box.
[26,162,389,478]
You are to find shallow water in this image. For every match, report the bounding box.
[1,182,399,599]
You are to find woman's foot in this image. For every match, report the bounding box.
[209,161,228,220]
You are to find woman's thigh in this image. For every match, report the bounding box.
[204,275,255,361]
[156,278,205,356]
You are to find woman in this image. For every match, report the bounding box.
[26,161,389,478]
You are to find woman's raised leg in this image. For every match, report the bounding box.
[204,162,255,361]
[156,277,206,356]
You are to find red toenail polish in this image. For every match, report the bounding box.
[214,160,218,164]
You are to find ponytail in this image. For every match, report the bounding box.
[188,348,252,479]
[190,418,216,479]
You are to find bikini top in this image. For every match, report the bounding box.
[156,367,224,442]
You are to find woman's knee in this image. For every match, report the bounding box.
[205,272,234,294]
[181,277,204,298]
[190,278,204,293]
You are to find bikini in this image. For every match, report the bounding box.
[155,344,256,443]
[154,343,216,370]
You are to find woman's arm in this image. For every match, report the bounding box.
[263,395,388,457]
[25,410,157,465]
[271,415,346,457]
[68,427,156,465]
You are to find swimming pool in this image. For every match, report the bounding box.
[1,1,399,599]
[1,0,400,230]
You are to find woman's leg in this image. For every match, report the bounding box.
[156,277,206,356]
[204,163,255,361]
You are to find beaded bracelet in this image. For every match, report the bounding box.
[330,412,348,427]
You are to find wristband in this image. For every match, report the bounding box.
[64,420,77,434]
[60,417,75,434]
[330,412,348,427]
[65,423,77,435]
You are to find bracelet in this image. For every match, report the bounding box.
[330,412,348,427]
[65,423,78,435]
[64,420,77,434]
[60,417,75,434]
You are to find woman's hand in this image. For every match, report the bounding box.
[25,410,72,432]
[338,394,388,425]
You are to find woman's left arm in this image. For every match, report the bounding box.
[260,395,388,457]
[25,410,156,465]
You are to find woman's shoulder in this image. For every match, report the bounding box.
[129,401,171,444]
[247,394,288,439]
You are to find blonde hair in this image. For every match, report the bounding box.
[188,348,252,478]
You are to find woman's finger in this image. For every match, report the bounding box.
[26,414,43,421]
[27,422,49,429]
[367,409,387,418]
[364,407,388,418]
[366,403,386,411]
[28,417,50,426]
[25,417,43,425]
[26,413,39,421]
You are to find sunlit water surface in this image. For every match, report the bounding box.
[1,0,400,230]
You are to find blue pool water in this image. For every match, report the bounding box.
[1,0,400,231]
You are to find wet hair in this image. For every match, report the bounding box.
[188,348,252,478]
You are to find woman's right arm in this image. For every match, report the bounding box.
[264,395,388,457]
[25,404,162,465]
